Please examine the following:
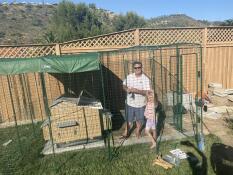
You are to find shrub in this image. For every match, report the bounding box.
[0,31,5,38]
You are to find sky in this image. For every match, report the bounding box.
[4,0,233,21]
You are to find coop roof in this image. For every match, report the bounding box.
[0,52,100,75]
[50,95,103,109]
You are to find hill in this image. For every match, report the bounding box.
[147,14,212,28]
[0,3,116,45]
[0,4,225,45]
[0,3,56,45]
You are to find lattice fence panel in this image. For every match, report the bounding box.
[1,27,233,58]
[0,45,56,58]
[60,30,135,50]
[207,27,233,43]
[139,28,203,45]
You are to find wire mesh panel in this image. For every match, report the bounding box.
[0,64,110,174]
[100,44,203,156]
[0,44,203,173]
[0,74,44,174]
[39,70,109,151]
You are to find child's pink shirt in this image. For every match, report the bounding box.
[144,101,155,119]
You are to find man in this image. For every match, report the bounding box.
[122,61,150,138]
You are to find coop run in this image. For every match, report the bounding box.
[100,43,203,156]
[0,43,203,173]
[0,53,113,174]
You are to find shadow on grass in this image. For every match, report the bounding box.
[210,143,233,175]
[156,101,165,137]
[181,140,207,175]
[55,153,78,174]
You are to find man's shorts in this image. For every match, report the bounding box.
[125,105,145,124]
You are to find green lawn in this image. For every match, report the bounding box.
[0,123,226,175]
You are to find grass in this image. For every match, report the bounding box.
[0,123,223,175]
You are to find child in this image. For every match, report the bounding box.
[144,90,158,149]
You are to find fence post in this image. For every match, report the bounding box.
[202,28,207,91]
[55,43,61,56]
[134,29,140,46]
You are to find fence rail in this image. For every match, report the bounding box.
[1,27,233,57]
[0,27,232,124]
[1,27,232,89]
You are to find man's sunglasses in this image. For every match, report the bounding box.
[134,67,142,69]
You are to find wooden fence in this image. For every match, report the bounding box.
[0,27,233,88]
[0,27,233,124]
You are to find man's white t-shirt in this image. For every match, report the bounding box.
[123,73,150,108]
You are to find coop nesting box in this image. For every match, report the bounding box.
[41,95,108,144]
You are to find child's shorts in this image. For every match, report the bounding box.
[145,118,156,130]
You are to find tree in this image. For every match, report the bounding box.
[48,0,77,42]
[220,19,233,26]
[47,1,104,42]
[46,1,146,42]
[44,31,56,43]
[113,12,146,31]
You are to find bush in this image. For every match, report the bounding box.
[32,18,42,26]
[0,32,5,38]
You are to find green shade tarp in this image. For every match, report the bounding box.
[0,53,100,75]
